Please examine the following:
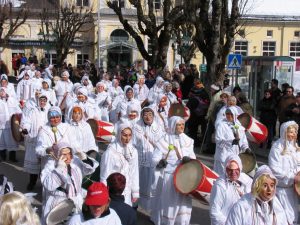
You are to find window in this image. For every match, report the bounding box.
[154,0,161,9]
[262,41,276,56]
[295,31,300,37]
[289,42,300,57]
[45,53,57,66]
[76,0,89,7]
[267,30,273,38]
[234,41,248,56]
[77,54,89,66]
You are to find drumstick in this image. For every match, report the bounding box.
[51,127,58,143]
[14,120,23,132]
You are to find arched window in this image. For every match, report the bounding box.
[110,29,129,42]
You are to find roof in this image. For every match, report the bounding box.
[242,56,296,62]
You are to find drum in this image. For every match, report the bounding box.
[237,113,268,144]
[294,171,300,196]
[168,103,190,121]
[10,113,24,142]
[46,199,75,225]
[173,159,219,205]
[239,152,257,176]
[87,119,114,143]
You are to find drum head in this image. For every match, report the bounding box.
[174,160,203,194]
[87,119,98,138]
[239,152,256,174]
[11,114,23,142]
[169,103,185,118]
[237,113,251,130]
[46,199,75,225]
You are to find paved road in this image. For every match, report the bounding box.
[0,144,269,225]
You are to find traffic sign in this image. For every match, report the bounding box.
[200,64,207,72]
[228,54,242,69]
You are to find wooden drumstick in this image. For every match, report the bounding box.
[51,126,58,143]
[14,120,23,132]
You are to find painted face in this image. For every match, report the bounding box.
[39,97,47,108]
[120,128,132,145]
[227,97,236,106]
[159,96,167,108]
[258,177,276,201]
[143,111,154,125]
[42,82,49,89]
[24,74,30,80]
[97,85,105,93]
[35,71,41,78]
[60,148,72,165]
[0,80,8,87]
[226,161,240,182]
[126,89,133,100]
[113,80,119,88]
[83,79,89,86]
[138,78,145,85]
[49,115,61,127]
[89,205,107,218]
[128,111,138,120]
[77,93,87,102]
[72,110,83,122]
[175,120,185,134]
[286,126,297,141]
[225,113,234,122]
[165,84,172,93]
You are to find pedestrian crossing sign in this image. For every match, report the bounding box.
[228,54,242,69]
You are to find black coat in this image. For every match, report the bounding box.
[258,97,277,124]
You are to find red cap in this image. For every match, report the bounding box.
[85,182,109,206]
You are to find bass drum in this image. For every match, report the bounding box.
[168,103,190,121]
[11,113,23,142]
[46,199,75,225]
[239,151,257,177]
[87,119,114,143]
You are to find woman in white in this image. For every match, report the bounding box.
[41,79,57,107]
[133,74,149,105]
[101,72,112,89]
[100,123,139,206]
[81,75,94,96]
[54,70,73,107]
[150,93,170,132]
[164,81,178,106]
[268,121,300,225]
[0,74,16,99]
[210,154,252,225]
[95,82,112,122]
[21,95,49,190]
[147,76,165,104]
[152,116,195,225]
[225,165,288,225]
[108,79,124,101]
[41,142,98,224]
[132,107,165,213]
[214,107,250,176]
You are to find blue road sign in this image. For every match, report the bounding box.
[228,54,242,69]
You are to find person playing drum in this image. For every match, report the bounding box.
[152,116,196,225]
[41,142,98,224]
[268,121,300,225]
[68,182,122,225]
[214,107,251,176]
[225,165,288,225]
[210,154,252,225]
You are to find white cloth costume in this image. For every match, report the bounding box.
[215,105,244,126]
[81,75,94,96]
[96,85,112,122]
[54,79,73,106]
[210,155,252,225]
[225,165,288,225]
[152,116,195,225]
[149,93,170,132]
[132,108,165,213]
[268,121,300,225]
[147,76,164,104]
[16,78,33,101]
[21,102,48,174]
[41,79,57,107]
[214,107,249,176]
[109,94,124,123]
[133,75,149,104]
[108,80,123,101]
[41,143,98,224]
[100,123,139,206]
[43,65,53,80]
[116,86,141,119]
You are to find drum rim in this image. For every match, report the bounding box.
[11,113,23,142]
[238,152,257,173]
[237,112,252,130]
[46,199,75,224]
[173,159,205,195]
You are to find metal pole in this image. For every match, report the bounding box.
[97,0,101,68]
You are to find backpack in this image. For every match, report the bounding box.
[0,174,14,195]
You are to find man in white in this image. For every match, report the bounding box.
[133,74,149,105]
[0,74,16,99]
[54,70,73,108]
[41,79,57,107]
[21,94,49,190]
[27,64,36,78]
[132,107,165,213]
[16,72,32,104]
[147,76,164,105]
[31,71,43,96]
[108,79,123,101]
[95,82,112,122]
[214,107,250,176]
[81,75,94,96]
[210,154,252,225]
[100,123,139,206]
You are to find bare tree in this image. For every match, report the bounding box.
[186,0,247,86]
[0,2,28,45]
[107,0,183,70]
[40,3,94,68]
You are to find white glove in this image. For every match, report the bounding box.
[70,195,84,213]
[57,157,67,170]
[75,151,87,161]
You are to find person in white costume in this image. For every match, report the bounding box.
[68,106,98,154]
[164,81,178,106]
[68,182,122,225]
[147,76,164,105]
[100,123,139,206]
[225,165,289,225]
[54,70,73,108]
[43,64,54,80]
[108,79,123,101]
[21,94,49,190]
[268,121,300,225]
[0,87,22,162]
[101,72,112,89]
[95,82,112,122]
[30,70,43,95]
[109,86,126,123]
[0,74,16,99]
[152,116,195,225]
[81,75,94,96]
[41,79,57,107]
[116,86,141,120]
[41,142,98,224]
[214,107,250,176]
[27,64,37,78]
[16,72,32,104]
[35,106,74,167]
[17,65,30,80]
[150,93,170,132]
[132,107,165,213]
[133,74,149,105]
[210,154,252,225]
